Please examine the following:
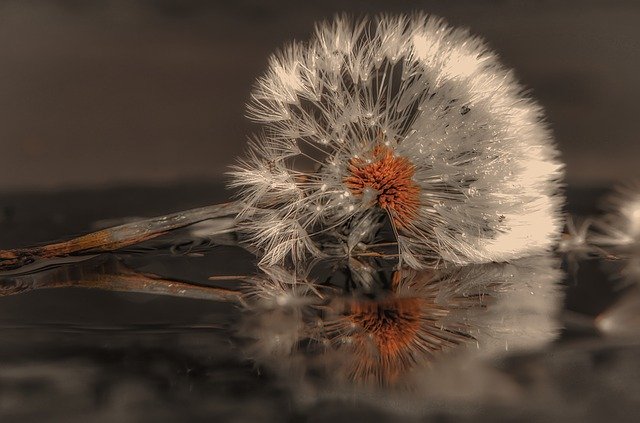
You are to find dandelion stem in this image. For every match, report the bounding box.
[207,275,248,281]
[0,202,241,272]
[352,252,400,258]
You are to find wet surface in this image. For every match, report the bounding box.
[0,184,639,422]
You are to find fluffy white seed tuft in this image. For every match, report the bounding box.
[231,14,564,268]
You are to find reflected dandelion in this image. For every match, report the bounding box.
[239,255,563,403]
[0,234,563,412]
[318,270,476,386]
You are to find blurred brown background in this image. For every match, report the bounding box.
[0,0,638,192]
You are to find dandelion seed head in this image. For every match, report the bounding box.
[231,13,564,268]
[593,184,640,248]
[558,216,594,256]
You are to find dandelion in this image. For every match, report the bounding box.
[589,184,640,287]
[0,13,564,273]
[558,216,593,255]
[231,14,564,269]
[558,215,599,277]
[591,184,640,249]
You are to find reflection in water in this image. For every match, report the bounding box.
[0,249,563,415]
[5,185,640,419]
[0,254,242,302]
[240,255,563,412]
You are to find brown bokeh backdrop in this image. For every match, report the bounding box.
[1,0,639,191]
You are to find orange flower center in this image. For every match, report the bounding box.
[344,145,420,228]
